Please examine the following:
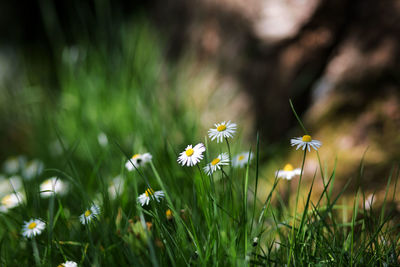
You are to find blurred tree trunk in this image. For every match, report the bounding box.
[152,0,400,142]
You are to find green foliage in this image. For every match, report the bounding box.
[0,20,399,266]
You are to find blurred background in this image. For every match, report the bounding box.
[0,0,399,203]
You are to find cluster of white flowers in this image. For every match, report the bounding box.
[7,119,323,264]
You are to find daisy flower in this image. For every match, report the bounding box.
[208,121,237,143]
[232,152,254,168]
[125,153,152,171]
[0,192,24,212]
[108,175,124,199]
[275,164,301,180]
[137,188,164,206]
[21,218,45,238]
[40,177,68,198]
[203,153,230,176]
[3,156,26,174]
[80,204,100,225]
[177,143,205,167]
[58,261,78,267]
[97,132,108,147]
[0,175,22,196]
[290,135,321,152]
[23,159,44,180]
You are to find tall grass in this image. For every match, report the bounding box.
[0,18,399,266]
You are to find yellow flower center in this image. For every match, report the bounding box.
[185,148,194,156]
[84,210,92,217]
[217,125,226,132]
[28,222,37,229]
[211,158,220,166]
[1,195,12,206]
[166,209,172,219]
[145,188,154,197]
[283,164,294,171]
[302,135,312,142]
[132,154,140,159]
[238,155,245,161]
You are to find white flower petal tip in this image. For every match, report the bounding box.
[275,164,301,180]
[177,143,206,167]
[203,153,230,176]
[125,153,152,171]
[79,204,100,225]
[137,188,165,206]
[21,218,46,238]
[232,152,254,168]
[208,121,237,143]
[290,135,321,152]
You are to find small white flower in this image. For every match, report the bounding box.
[208,121,237,143]
[21,218,45,238]
[108,175,124,199]
[364,194,374,209]
[80,205,100,225]
[137,188,164,206]
[59,261,78,267]
[253,237,259,247]
[3,156,26,174]
[177,143,206,167]
[275,164,301,180]
[125,153,152,171]
[23,160,44,180]
[0,175,23,196]
[98,132,108,147]
[232,152,254,168]
[0,192,24,212]
[203,153,230,176]
[290,135,321,152]
[40,177,68,198]
[49,139,66,156]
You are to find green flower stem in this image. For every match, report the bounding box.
[31,237,41,266]
[288,148,307,266]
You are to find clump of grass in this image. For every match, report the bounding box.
[0,19,399,266]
